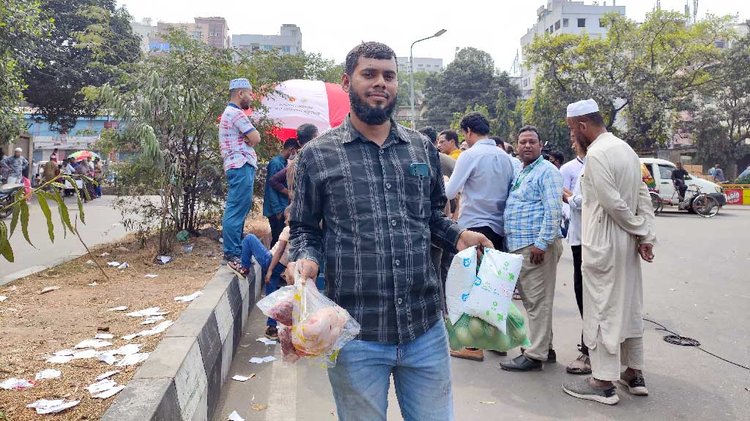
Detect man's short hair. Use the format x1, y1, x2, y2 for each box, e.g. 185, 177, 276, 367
439, 130, 460, 147
345, 42, 397, 76
575, 111, 605, 127
418, 126, 438, 144
489, 136, 505, 148
283, 138, 300, 150
296, 124, 319, 145
518, 125, 541, 139
460, 112, 491, 136
550, 151, 564, 164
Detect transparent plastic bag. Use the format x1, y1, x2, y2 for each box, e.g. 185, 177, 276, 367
445, 302, 530, 352
256, 270, 360, 367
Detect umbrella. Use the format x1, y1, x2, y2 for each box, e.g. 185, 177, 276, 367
69, 150, 100, 162
253, 79, 350, 141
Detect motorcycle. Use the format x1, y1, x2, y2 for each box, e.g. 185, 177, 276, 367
0, 176, 24, 219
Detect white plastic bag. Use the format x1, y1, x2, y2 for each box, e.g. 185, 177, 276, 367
463, 249, 523, 333
445, 246, 478, 324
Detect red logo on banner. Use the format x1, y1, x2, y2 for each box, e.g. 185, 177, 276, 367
725, 190, 742, 205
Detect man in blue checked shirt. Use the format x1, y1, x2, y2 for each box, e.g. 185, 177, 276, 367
501, 125, 564, 372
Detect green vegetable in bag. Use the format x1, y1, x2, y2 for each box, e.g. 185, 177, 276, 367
445, 302, 530, 352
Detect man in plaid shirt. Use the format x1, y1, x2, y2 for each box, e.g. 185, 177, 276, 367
220, 78, 261, 270
288, 42, 491, 421
501, 125, 564, 372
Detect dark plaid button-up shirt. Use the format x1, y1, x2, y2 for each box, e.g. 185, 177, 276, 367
289, 117, 463, 344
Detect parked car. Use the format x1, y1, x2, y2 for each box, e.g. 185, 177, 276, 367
640, 158, 727, 208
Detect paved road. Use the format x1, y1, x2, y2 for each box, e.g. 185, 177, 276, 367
0, 196, 128, 285
215, 207, 750, 420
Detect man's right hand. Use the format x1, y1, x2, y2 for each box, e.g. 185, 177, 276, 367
287, 259, 319, 285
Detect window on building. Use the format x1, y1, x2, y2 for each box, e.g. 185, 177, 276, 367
578, 18, 586, 28
549, 25, 554, 33
555, 20, 561, 30
563, 18, 569, 27
599, 19, 606, 28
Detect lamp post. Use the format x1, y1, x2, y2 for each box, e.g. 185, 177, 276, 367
410, 29, 447, 129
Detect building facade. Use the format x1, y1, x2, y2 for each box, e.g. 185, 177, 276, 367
131, 17, 230, 53
518, 0, 626, 98
232, 24, 302, 54
396, 57, 444, 74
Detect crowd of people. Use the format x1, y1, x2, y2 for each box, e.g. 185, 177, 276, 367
216, 41, 657, 419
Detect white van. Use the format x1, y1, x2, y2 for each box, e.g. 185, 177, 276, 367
640, 158, 726, 206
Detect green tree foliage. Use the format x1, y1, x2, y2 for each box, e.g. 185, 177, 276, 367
23, 0, 141, 133
422, 47, 520, 133
242, 50, 342, 85
0, 0, 51, 143
524, 10, 734, 151
397, 70, 430, 108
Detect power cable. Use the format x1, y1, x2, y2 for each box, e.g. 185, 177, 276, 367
644, 317, 750, 371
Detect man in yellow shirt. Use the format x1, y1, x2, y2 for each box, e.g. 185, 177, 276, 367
438, 129, 462, 159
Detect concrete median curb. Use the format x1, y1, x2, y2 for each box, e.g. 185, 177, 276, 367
102, 263, 262, 421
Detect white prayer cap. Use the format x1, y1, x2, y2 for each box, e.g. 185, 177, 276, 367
229, 78, 251, 90
566, 99, 600, 118
14, 147, 22, 153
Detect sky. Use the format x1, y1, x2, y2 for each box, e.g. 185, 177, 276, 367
117, 0, 750, 72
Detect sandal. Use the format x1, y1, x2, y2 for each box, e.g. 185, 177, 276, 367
227, 258, 249, 277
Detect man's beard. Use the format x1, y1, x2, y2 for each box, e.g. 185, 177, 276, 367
350, 89, 397, 125
239, 99, 251, 110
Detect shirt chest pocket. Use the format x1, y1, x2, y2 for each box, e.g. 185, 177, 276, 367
403, 175, 430, 220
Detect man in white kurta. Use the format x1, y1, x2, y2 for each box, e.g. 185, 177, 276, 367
562, 99, 656, 406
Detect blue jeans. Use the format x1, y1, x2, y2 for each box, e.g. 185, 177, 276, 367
241, 234, 286, 327
223, 164, 256, 257
327, 321, 454, 421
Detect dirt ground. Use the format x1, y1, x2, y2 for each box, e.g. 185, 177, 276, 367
0, 219, 270, 421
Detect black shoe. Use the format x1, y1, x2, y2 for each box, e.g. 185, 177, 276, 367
489, 350, 508, 356
265, 326, 279, 341
520, 347, 556, 363
500, 354, 543, 372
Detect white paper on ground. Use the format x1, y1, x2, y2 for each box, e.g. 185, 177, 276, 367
111, 344, 141, 355
40, 286, 60, 294
107, 306, 128, 311
463, 249, 524, 333
85, 379, 116, 394
92, 385, 125, 399
100, 252, 110, 257
95, 370, 121, 381
96, 352, 118, 365
249, 356, 276, 364
256, 337, 277, 345
35, 369, 61, 381
53, 349, 76, 356
95, 333, 114, 340
116, 353, 149, 367
117, 262, 129, 270
72, 349, 98, 359
46, 355, 73, 364
141, 316, 165, 325
75, 339, 112, 349
227, 410, 245, 421
445, 246, 478, 324
27, 399, 80, 415
231, 374, 255, 382
88, 282, 98, 286
107, 261, 121, 267
85, 260, 95, 265
123, 320, 174, 340
0, 378, 34, 390
126, 307, 168, 318
158, 255, 172, 264
144, 274, 159, 278
0, 295, 7, 302
174, 291, 202, 303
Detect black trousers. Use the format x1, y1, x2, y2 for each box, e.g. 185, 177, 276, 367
571, 245, 588, 355
268, 215, 285, 248
467, 226, 505, 251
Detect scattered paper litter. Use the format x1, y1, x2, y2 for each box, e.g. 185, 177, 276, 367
88, 282, 98, 286
85, 260, 95, 265
111, 344, 141, 355
0, 378, 34, 390
72, 349, 98, 359
117, 262, 129, 270
0, 295, 7, 302
231, 374, 256, 382
100, 252, 110, 257
183, 244, 194, 253
95, 333, 114, 340
108, 306, 128, 312
256, 337, 277, 345
141, 316, 165, 325
95, 370, 121, 381
228, 411, 245, 421
144, 274, 159, 279
123, 320, 174, 340
92, 384, 125, 399
157, 255, 172, 264
126, 307, 168, 318
35, 369, 61, 381
96, 352, 118, 365
46, 355, 73, 364
479, 401, 496, 405
107, 261, 121, 267
249, 356, 276, 364
27, 399, 80, 415
75, 339, 112, 349
174, 291, 202, 303
86, 379, 116, 394
53, 349, 75, 357
116, 353, 149, 367
39, 286, 60, 294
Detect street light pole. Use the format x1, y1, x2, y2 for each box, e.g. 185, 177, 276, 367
409, 29, 447, 129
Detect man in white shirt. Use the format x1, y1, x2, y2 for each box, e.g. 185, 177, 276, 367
560, 139, 585, 236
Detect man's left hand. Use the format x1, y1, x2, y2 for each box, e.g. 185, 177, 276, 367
638, 243, 654, 263
456, 230, 493, 252
530, 246, 546, 265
